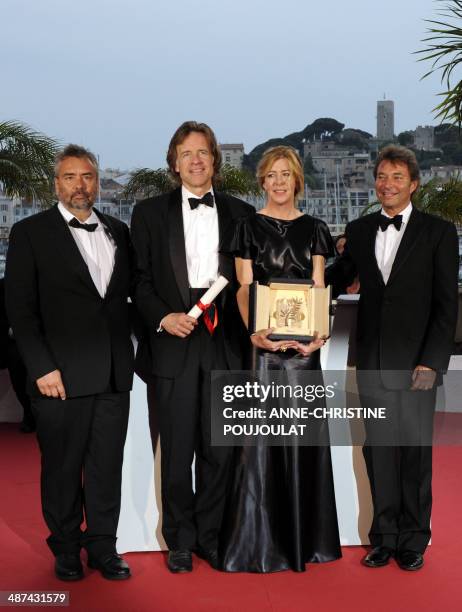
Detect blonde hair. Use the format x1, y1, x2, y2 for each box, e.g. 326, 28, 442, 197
256, 145, 304, 200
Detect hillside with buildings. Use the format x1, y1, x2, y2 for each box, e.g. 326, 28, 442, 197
2, 99, 462, 276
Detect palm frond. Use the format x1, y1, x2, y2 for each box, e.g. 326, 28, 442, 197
123, 168, 174, 199
413, 177, 462, 222
416, 0, 462, 125
0, 120, 58, 206
430, 83, 462, 122
214, 164, 261, 197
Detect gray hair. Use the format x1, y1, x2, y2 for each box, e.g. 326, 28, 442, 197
54, 144, 99, 177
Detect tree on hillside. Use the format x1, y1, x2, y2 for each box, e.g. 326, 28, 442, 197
398, 131, 415, 147
337, 128, 372, 150
418, 0, 462, 125
242, 118, 345, 173
0, 120, 58, 206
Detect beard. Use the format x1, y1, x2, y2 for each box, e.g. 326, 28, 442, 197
65, 190, 95, 211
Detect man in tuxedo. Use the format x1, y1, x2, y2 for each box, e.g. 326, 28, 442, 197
342, 145, 459, 571
5, 145, 134, 581
131, 121, 252, 572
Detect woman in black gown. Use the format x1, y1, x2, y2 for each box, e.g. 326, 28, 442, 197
218, 146, 341, 572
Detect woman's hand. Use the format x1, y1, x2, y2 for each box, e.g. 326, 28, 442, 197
293, 332, 328, 356
250, 328, 297, 352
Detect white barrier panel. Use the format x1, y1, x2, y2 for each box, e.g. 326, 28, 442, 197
117, 373, 165, 552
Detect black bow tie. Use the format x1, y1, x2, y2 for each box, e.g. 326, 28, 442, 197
188, 192, 214, 210
68, 217, 98, 232
378, 215, 402, 232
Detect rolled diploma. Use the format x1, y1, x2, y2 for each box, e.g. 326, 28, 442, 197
187, 275, 229, 319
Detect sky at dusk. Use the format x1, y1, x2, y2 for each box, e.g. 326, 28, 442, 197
2, 0, 452, 170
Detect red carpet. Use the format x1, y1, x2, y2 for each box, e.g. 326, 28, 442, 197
1, 422, 461, 612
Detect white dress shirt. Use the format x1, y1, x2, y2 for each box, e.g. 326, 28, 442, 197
181, 186, 219, 288
375, 202, 412, 284
58, 202, 116, 297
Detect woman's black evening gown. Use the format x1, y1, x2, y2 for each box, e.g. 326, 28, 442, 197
218, 212, 342, 572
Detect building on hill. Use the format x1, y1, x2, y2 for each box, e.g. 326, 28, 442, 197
414, 126, 435, 151
421, 165, 462, 185
377, 99, 394, 141
219, 143, 244, 168
303, 138, 374, 191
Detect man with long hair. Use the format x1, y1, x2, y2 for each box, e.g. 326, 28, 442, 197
131, 122, 252, 572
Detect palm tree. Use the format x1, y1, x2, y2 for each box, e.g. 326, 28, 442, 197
124, 164, 261, 199
0, 120, 58, 206
417, 0, 462, 125
215, 164, 260, 197
123, 168, 174, 199
413, 177, 462, 222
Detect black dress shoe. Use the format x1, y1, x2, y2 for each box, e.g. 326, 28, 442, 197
88, 553, 131, 580
362, 546, 394, 568
167, 550, 193, 573
55, 553, 83, 581
194, 547, 219, 570
396, 550, 424, 571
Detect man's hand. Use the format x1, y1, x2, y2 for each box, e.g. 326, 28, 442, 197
161, 313, 198, 338
411, 365, 437, 391
250, 328, 297, 352
36, 370, 66, 400
346, 278, 360, 294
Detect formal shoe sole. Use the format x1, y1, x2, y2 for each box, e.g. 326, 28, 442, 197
362, 559, 390, 568
397, 562, 424, 571
87, 559, 131, 580
167, 565, 192, 573
55, 572, 84, 582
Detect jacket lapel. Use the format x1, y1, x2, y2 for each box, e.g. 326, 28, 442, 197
47, 205, 101, 296
363, 212, 385, 286
215, 192, 234, 281
168, 188, 190, 309
387, 207, 424, 285
94, 208, 122, 298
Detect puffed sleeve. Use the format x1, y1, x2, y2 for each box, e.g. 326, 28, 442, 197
311, 219, 335, 258
222, 214, 254, 259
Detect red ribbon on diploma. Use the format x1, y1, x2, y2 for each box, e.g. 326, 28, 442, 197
197, 300, 218, 335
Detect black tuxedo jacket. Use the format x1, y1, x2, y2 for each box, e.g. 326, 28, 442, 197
5, 205, 134, 398
131, 187, 253, 378
343, 208, 459, 387
0, 278, 9, 369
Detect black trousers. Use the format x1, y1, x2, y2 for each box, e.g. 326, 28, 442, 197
358, 377, 436, 553
32, 392, 129, 557
149, 320, 231, 551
